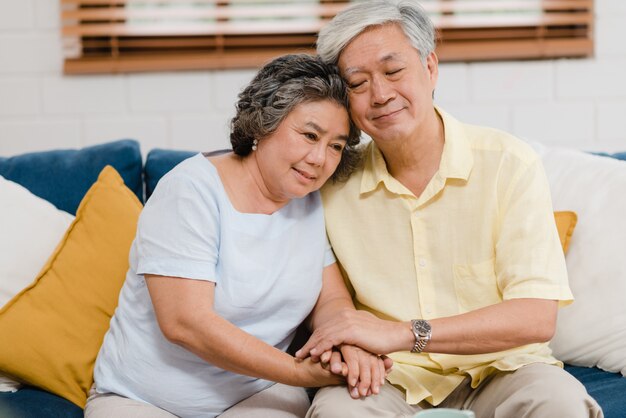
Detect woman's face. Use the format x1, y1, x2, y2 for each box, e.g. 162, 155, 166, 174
255, 99, 350, 201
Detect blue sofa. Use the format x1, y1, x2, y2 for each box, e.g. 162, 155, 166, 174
0, 139, 624, 418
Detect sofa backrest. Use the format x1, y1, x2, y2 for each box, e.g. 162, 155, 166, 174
0, 140, 143, 215
144, 148, 230, 200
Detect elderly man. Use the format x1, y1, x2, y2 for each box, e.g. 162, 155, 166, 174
296, 1, 603, 417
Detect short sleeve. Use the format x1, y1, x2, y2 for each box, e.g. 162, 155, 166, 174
135, 168, 220, 282
495, 155, 573, 305
323, 233, 336, 267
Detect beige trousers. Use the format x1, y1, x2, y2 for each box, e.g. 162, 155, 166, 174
306, 363, 604, 418
84, 382, 310, 418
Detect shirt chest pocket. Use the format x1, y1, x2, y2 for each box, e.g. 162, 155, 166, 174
453, 259, 502, 313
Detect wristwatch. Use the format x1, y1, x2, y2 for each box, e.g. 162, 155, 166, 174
410, 319, 432, 353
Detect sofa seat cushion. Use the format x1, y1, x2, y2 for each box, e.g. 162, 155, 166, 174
0, 140, 143, 214
566, 365, 626, 418
0, 386, 82, 418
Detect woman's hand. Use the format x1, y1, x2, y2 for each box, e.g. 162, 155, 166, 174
294, 357, 345, 388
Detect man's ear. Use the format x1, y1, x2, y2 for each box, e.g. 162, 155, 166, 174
426, 51, 439, 90
426, 51, 439, 99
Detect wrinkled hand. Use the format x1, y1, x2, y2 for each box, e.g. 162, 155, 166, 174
295, 356, 345, 387
341, 345, 392, 398
315, 345, 392, 398
296, 308, 407, 362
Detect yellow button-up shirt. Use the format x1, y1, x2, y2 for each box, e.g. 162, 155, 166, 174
321, 108, 573, 406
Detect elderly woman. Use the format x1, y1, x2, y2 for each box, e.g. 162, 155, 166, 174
84, 54, 389, 418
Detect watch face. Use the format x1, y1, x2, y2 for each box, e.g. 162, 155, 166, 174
413, 320, 431, 336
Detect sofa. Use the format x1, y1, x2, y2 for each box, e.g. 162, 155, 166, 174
0, 139, 625, 418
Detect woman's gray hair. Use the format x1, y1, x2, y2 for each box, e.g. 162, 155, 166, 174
317, 0, 436, 65
230, 54, 361, 181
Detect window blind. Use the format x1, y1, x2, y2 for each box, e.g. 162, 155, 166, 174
61, 0, 593, 74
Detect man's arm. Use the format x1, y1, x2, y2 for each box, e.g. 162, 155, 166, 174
296, 298, 557, 359
298, 152, 564, 360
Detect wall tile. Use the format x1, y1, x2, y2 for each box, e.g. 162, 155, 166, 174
129, 73, 212, 112
512, 103, 594, 148
0, 34, 62, 73
597, 101, 626, 144
556, 58, 626, 99
171, 113, 231, 152
595, 2, 626, 16
213, 69, 256, 112
436, 63, 469, 103
35, 0, 60, 29
0, 78, 40, 115
83, 116, 168, 155
0, 1, 33, 30
43, 75, 126, 114
0, 119, 80, 155
595, 16, 626, 57
469, 61, 554, 102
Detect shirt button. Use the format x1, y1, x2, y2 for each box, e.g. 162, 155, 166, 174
419, 259, 426, 267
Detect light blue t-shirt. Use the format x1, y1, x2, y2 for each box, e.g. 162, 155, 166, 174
94, 153, 335, 418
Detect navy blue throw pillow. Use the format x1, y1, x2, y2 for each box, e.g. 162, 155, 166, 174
0, 140, 143, 215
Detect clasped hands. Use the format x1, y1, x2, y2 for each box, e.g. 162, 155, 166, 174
296, 309, 400, 398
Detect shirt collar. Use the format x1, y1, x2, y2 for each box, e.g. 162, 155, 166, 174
360, 106, 473, 196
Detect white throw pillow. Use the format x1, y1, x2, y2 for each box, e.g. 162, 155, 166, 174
0, 176, 75, 392
538, 147, 626, 376
0, 176, 74, 307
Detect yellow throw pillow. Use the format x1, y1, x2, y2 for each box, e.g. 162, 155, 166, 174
554, 211, 577, 254
0, 166, 142, 408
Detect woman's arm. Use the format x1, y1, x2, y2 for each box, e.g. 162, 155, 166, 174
304, 263, 393, 398
145, 274, 343, 388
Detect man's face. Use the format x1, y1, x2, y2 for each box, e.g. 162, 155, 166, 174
338, 23, 438, 145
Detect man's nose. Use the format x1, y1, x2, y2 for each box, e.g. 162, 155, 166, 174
371, 76, 394, 105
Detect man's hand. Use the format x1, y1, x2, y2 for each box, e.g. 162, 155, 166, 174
318, 345, 393, 398
296, 308, 408, 366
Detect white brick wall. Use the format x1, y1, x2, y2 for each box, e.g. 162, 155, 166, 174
1, 0, 625, 157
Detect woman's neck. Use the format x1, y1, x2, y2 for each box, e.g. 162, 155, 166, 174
211, 154, 288, 215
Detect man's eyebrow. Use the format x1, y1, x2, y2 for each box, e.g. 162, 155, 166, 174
342, 53, 402, 77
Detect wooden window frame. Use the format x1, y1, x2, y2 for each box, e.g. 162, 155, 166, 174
61, 0, 594, 75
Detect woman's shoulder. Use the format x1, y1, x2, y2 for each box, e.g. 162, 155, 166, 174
148, 153, 227, 206
162, 153, 222, 187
